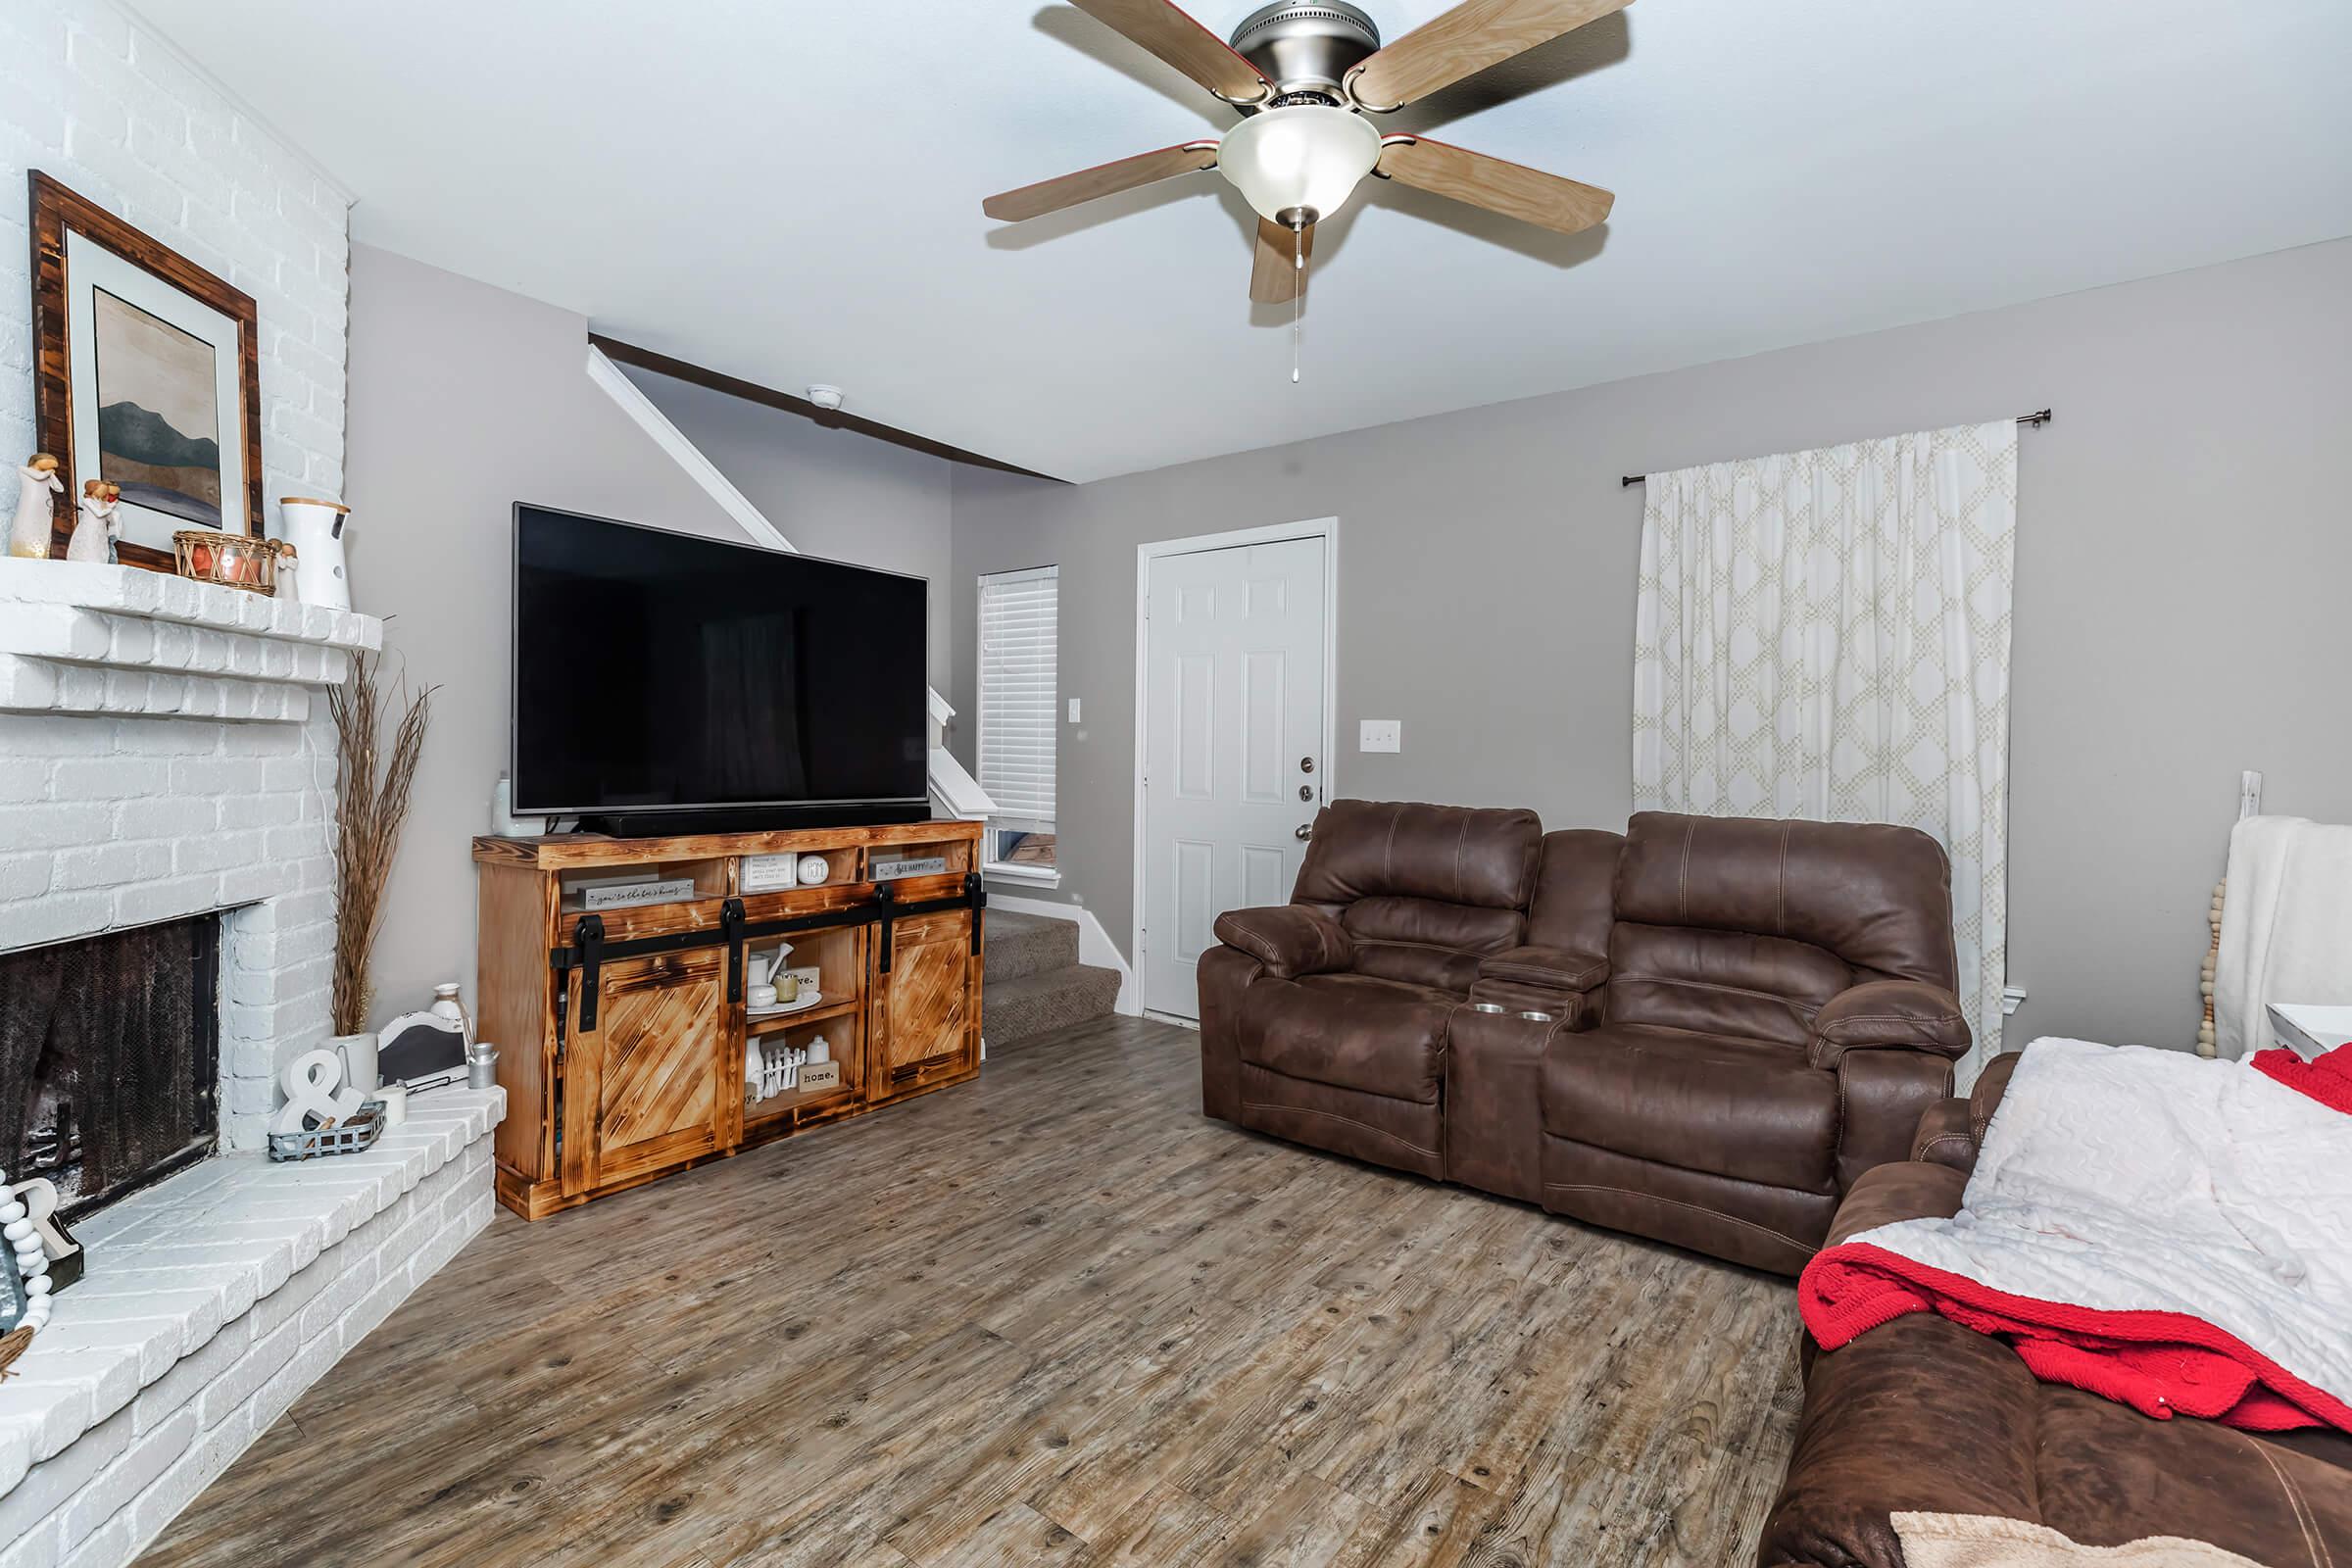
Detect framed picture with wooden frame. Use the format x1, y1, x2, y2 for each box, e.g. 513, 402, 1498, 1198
27, 171, 266, 570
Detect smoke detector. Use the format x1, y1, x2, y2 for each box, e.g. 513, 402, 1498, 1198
808, 384, 846, 412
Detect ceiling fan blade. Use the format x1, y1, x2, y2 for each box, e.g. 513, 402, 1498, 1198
1376, 135, 1613, 236
1347, 0, 1634, 111
983, 141, 1220, 222
1250, 219, 1316, 304
1069, 0, 1271, 105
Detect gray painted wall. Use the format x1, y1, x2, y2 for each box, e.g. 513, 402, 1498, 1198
621, 369, 957, 691
950, 236, 2352, 1053
349, 247, 970, 1031
346, 244, 747, 1029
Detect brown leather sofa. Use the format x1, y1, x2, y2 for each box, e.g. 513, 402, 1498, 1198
1200, 802, 1973, 1275
1199, 800, 1544, 1181
1762, 1055, 2352, 1565
1540, 810, 1972, 1273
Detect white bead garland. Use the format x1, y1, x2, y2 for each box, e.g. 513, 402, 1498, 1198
0, 1166, 53, 1336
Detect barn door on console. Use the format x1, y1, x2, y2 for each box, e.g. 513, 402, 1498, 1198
869, 909, 978, 1102
561, 949, 733, 1198
1141, 532, 1328, 1018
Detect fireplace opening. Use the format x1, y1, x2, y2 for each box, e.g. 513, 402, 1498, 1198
0, 915, 221, 1220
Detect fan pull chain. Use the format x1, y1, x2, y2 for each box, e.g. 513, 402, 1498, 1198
1291, 222, 1305, 384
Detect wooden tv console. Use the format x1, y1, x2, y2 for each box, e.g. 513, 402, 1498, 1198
472, 820, 985, 1219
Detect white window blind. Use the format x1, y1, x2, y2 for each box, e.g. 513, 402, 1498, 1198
978, 565, 1058, 828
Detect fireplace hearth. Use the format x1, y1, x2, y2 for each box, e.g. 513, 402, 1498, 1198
0, 914, 221, 1220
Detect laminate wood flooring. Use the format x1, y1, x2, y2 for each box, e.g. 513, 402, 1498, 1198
138, 1015, 1803, 1568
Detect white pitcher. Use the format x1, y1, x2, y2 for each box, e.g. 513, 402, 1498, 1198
278, 496, 352, 609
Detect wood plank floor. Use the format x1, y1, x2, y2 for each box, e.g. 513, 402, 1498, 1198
139, 1016, 1803, 1568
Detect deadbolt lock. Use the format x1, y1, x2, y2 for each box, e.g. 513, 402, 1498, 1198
1299, 757, 1315, 773
1298, 784, 1314, 801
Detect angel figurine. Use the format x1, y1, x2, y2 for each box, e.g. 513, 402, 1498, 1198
67, 479, 121, 564
9, 455, 64, 560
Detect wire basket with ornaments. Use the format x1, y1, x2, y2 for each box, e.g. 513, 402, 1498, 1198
174, 529, 291, 595
268, 1102, 386, 1162
0, 1160, 57, 1374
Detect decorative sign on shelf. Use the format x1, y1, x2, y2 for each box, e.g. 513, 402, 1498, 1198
740, 853, 800, 893
798, 1060, 842, 1093
582, 877, 699, 910
872, 855, 949, 882
376, 1010, 467, 1093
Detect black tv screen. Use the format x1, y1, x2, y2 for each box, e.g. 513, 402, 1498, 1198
512, 505, 928, 816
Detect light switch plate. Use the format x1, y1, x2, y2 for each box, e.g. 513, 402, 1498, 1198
1068, 698, 1082, 723
1359, 719, 1401, 754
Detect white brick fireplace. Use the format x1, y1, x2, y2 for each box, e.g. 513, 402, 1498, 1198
0, 5, 504, 1562
4, 0, 361, 1146
0, 567, 507, 1568
0, 564, 372, 1151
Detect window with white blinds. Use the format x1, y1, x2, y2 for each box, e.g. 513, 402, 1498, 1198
977, 566, 1058, 858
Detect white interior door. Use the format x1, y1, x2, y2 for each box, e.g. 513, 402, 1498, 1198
1142, 535, 1328, 1018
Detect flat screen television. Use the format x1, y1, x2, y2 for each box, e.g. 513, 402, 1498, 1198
512, 504, 929, 828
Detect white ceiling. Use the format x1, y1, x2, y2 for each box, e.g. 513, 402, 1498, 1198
128, 0, 2352, 483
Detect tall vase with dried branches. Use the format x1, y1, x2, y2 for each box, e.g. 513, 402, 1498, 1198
329, 651, 433, 1036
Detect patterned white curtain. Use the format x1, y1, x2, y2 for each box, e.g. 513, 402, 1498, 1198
1632, 419, 2019, 1078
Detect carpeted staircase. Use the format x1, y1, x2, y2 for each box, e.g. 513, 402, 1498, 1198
984, 910, 1122, 1053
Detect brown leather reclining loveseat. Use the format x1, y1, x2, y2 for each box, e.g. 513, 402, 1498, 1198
1199, 800, 1973, 1274
1761, 1055, 2352, 1565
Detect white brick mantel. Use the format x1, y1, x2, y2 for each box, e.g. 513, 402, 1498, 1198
0, 562, 381, 723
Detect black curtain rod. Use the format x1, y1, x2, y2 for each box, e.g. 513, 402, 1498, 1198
1620, 410, 2052, 488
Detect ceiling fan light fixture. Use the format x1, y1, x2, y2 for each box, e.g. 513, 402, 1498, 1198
1215, 105, 1381, 227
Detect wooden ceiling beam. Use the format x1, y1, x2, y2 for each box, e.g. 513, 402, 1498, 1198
589, 335, 1065, 484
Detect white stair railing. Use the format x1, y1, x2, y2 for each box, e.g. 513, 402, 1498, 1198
585, 344, 996, 825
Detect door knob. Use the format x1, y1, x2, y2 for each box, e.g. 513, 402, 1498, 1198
1294, 824, 1312, 841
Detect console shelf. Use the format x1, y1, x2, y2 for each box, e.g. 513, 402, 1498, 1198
748, 998, 860, 1035
474, 819, 985, 1219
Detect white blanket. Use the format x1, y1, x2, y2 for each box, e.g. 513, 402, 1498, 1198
2215, 814, 2352, 1059
1846, 1037, 2352, 1417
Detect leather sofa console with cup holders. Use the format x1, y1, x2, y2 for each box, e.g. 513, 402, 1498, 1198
1200, 801, 1973, 1275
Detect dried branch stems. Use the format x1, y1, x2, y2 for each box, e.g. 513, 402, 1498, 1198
328, 651, 433, 1035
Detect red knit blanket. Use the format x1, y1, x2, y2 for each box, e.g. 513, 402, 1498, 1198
2250, 1042, 2352, 1115
1799, 1242, 2352, 1430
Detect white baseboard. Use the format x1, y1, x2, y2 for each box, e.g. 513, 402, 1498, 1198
986, 893, 1141, 1016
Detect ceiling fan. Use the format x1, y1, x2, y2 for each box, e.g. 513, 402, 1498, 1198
983, 0, 1629, 309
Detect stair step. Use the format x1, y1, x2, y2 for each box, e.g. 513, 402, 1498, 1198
983, 910, 1080, 983
986, 962, 1121, 1052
